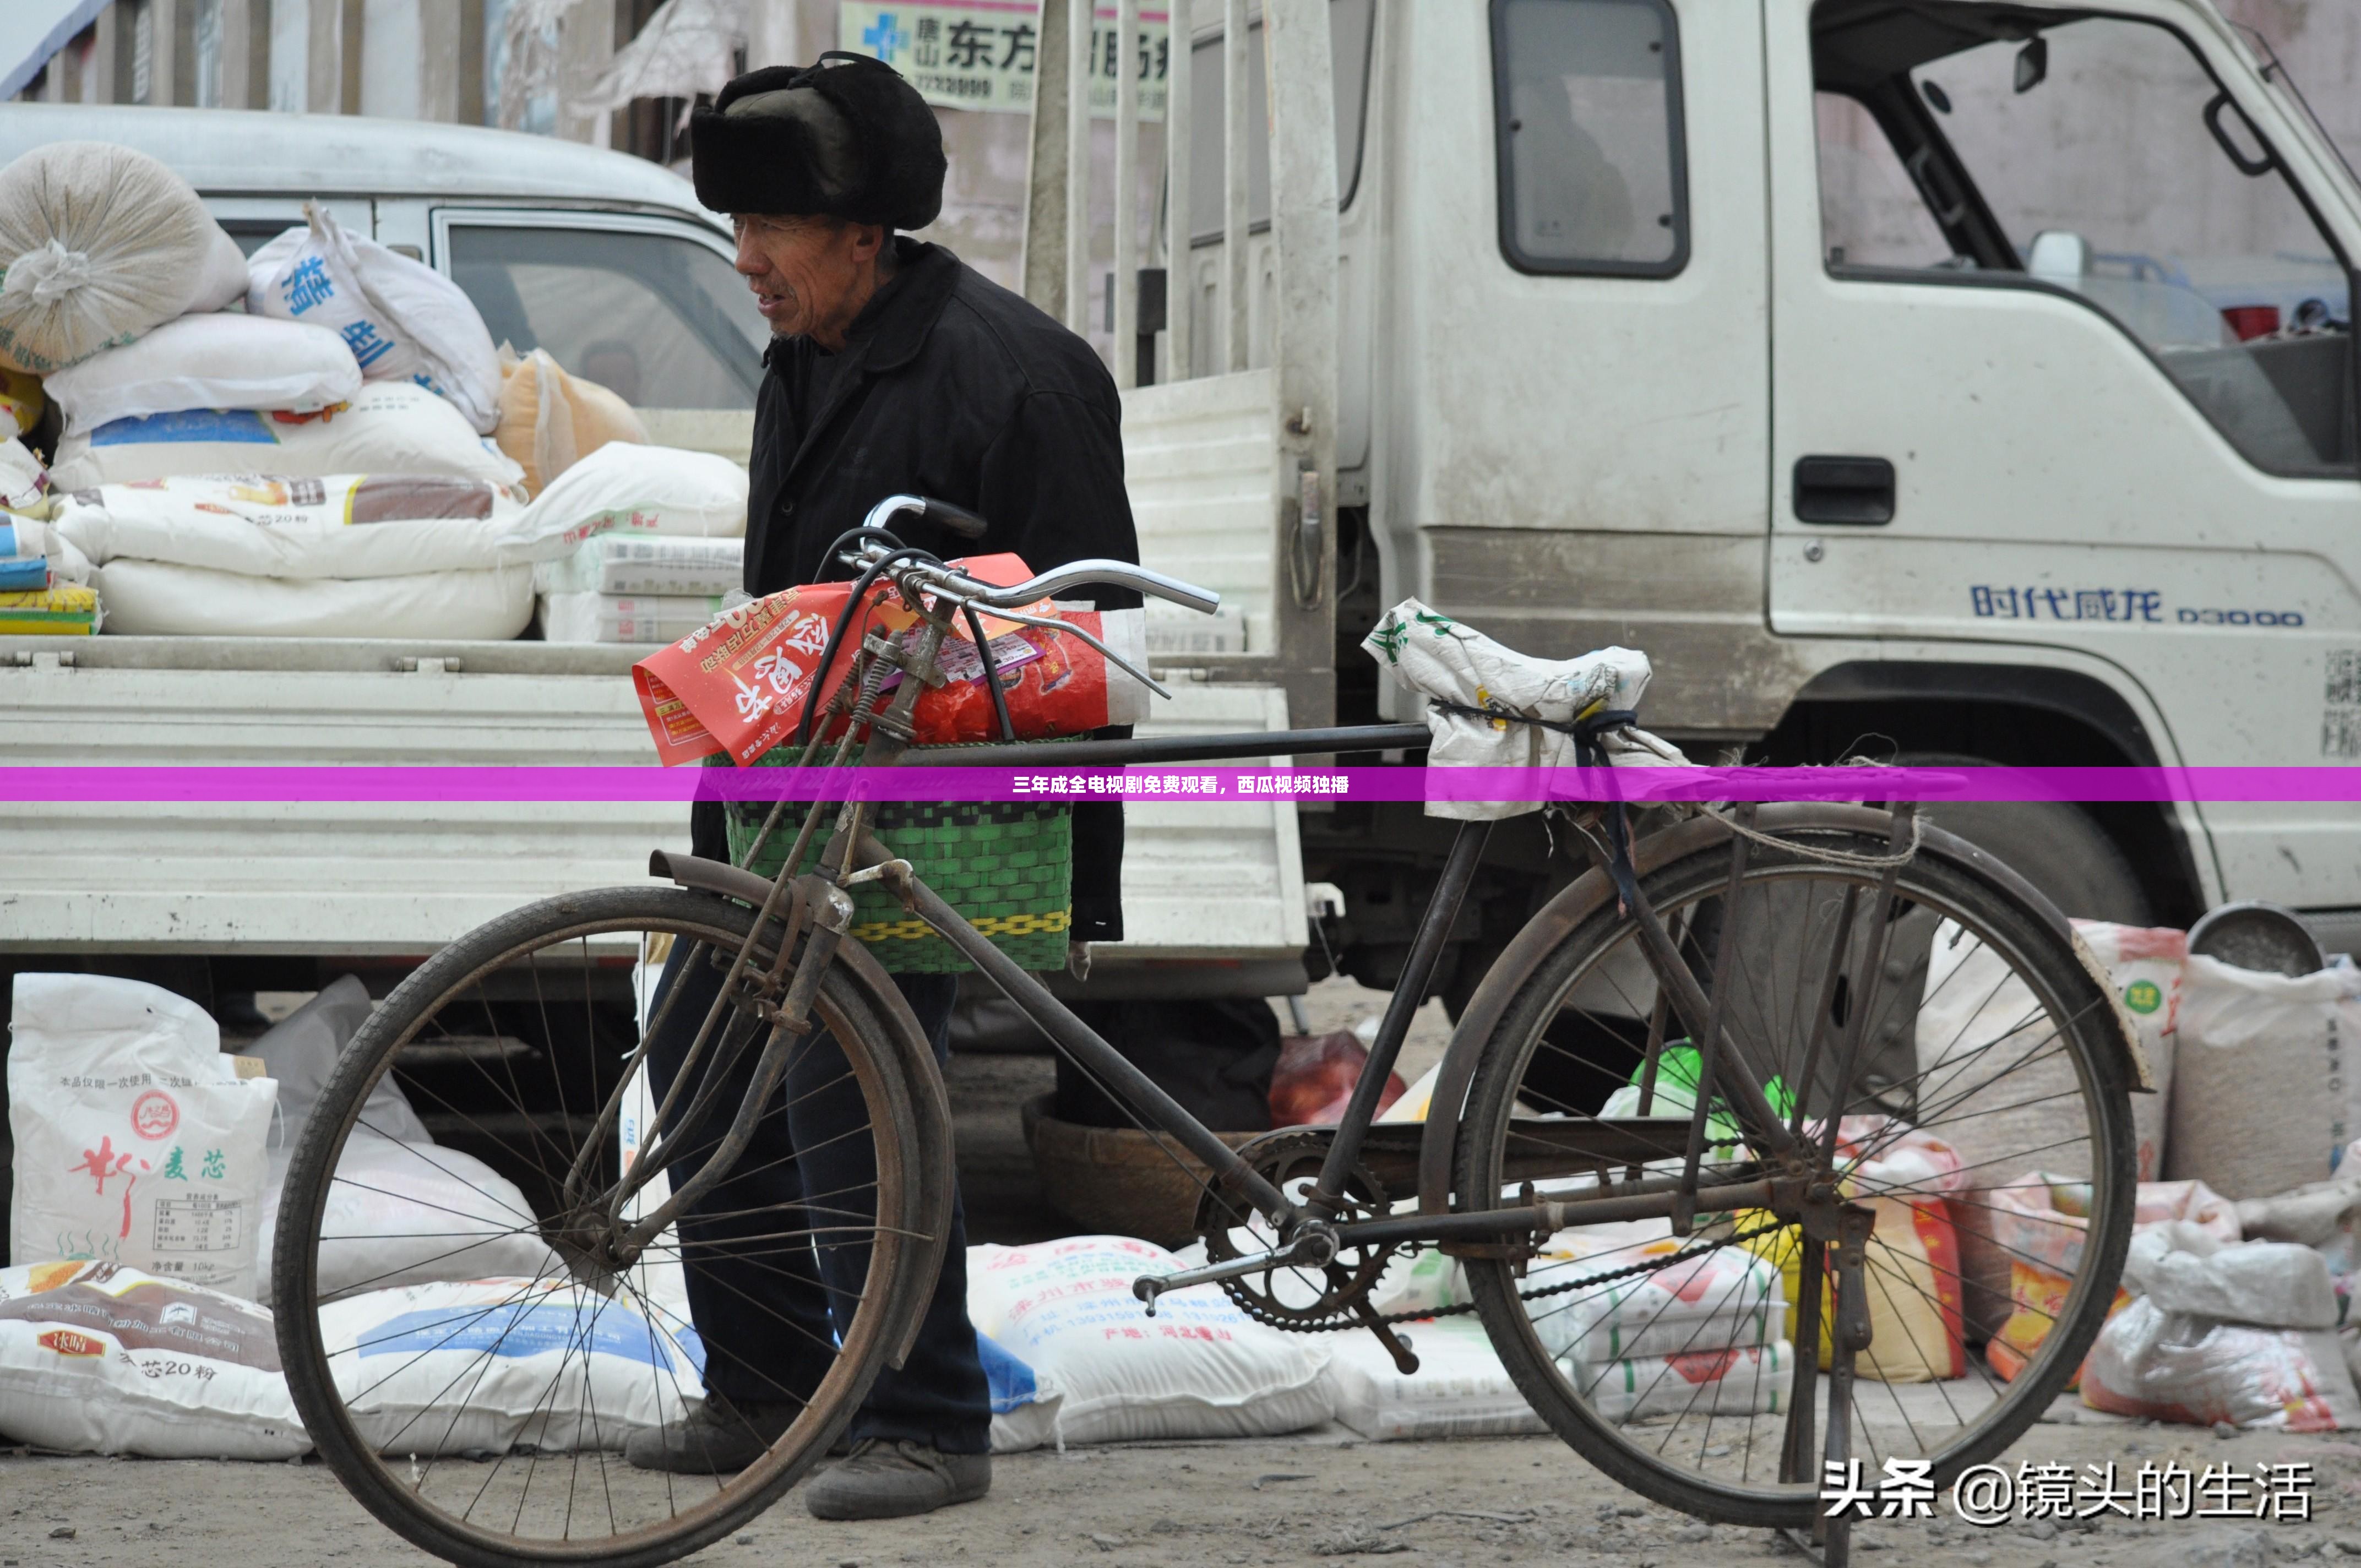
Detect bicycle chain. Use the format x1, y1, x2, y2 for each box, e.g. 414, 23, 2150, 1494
1210, 1135, 1771, 1335
1209, 1137, 1400, 1334
1362, 1218, 1791, 1330
1222, 1268, 1383, 1334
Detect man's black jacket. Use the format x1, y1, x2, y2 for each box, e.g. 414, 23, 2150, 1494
711, 237, 1141, 941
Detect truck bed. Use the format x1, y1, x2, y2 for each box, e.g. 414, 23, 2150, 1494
0, 637, 1306, 977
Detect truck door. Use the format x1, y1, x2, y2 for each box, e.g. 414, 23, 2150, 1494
1390, 0, 1777, 741
1766, 0, 2361, 907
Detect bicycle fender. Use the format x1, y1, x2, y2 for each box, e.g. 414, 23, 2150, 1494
1412, 804, 2147, 1216
651, 852, 958, 1373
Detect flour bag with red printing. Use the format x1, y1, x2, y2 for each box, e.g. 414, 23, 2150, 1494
632, 553, 1149, 765
8, 975, 278, 1299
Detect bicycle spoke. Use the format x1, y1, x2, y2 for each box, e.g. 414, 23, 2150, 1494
1457, 820, 2130, 1529
278, 898, 922, 1557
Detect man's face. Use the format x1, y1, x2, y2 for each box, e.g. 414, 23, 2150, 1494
731, 214, 884, 343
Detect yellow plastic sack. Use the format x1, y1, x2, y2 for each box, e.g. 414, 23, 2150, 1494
0, 581, 95, 634
1739, 1195, 1965, 1384
0, 368, 40, 435
495, 347, 646, 493
1987, 1255, 2131, 1390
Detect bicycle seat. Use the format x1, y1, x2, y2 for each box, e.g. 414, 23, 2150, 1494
1360, 596, 1693, 819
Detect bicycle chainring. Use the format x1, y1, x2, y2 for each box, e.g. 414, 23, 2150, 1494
1193, 1133, 1397, 1333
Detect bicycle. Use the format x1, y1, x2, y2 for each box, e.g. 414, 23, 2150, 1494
273, 495, 2144, 1568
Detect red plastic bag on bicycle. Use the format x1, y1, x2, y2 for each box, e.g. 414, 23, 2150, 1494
632, 553, 1145, 765
899, 613, 1137, 746
634, 576, 865, 765
1269, 1032, 1407, 1128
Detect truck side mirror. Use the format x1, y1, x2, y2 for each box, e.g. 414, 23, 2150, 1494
2014, 37, 2048, 95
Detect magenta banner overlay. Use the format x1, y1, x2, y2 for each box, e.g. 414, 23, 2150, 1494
4, 765, 2360, 804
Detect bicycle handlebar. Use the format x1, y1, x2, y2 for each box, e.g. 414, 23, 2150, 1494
858, 492, 988, 541
950, 558, 1222, 616
844, 498, 1223, 616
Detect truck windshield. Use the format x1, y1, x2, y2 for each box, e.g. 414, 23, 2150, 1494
445, 222, 766, 410
2239, 26, 2361, 198
1814, 4, 2355, 478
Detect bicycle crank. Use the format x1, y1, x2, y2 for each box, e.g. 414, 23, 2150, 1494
1133, 1227, 1338, 1315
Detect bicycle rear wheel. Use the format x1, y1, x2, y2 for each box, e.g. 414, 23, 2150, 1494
1452, 812, 2137, 1528
274, 885, 938, 1568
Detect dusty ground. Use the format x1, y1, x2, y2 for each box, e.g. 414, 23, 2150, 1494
3, 1412, 2353, 1567
9, 979, 2327, 1567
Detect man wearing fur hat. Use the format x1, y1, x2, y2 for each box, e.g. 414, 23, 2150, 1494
624, 53, 1140, 1521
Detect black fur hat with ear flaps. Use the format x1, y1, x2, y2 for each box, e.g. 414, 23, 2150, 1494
690, 52, 945, 230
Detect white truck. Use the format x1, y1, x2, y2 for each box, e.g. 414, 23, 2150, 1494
1074, 0, 2361, 1012
5, 0, 2358, 1064
0, 104, 1314, 1028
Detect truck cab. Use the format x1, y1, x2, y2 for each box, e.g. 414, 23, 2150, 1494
1114, 0, 2361, 998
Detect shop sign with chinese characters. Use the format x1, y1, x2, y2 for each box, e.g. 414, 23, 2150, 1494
840, 2, 1171, 118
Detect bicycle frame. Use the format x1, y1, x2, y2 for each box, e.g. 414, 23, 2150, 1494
612, 557, 1924, 1300
852, 766, 1830, 1246
572, 541, 1988, 1562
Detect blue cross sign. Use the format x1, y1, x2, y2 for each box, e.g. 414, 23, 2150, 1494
862, 12, 909, 61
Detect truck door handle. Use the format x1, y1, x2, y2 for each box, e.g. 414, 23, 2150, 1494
1793, 456, 1896, 525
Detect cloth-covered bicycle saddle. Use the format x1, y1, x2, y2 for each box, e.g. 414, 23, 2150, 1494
1360, 597, 1692, 821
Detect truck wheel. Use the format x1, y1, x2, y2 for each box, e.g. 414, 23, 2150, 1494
1896, 750, 2153, 925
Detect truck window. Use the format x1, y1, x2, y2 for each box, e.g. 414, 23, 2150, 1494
1815, 95, 1948, 270
1814, 7, 2355, 477
220, 219, 306, 258
1490, 0, 1688, 276
1184, 0, 1378, 242
444, 224, 766, 410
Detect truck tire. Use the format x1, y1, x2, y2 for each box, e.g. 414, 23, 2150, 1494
1898, 751, 2153, 925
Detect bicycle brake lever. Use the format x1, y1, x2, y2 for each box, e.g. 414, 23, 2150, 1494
953, 598, 1173, 701
886, 562, 1175, 700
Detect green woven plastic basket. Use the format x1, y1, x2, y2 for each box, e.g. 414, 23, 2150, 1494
717, 749, 1072, 974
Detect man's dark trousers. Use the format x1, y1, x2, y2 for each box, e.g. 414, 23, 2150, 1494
642, 939, 989, 1453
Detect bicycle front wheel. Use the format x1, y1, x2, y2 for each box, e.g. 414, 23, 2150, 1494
273, 885, 938, 1568
1452, 811, 2137, 1528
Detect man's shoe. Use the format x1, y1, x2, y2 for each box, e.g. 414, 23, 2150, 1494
623, 1393, 797, 1474
803, 1439, 991, 1521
